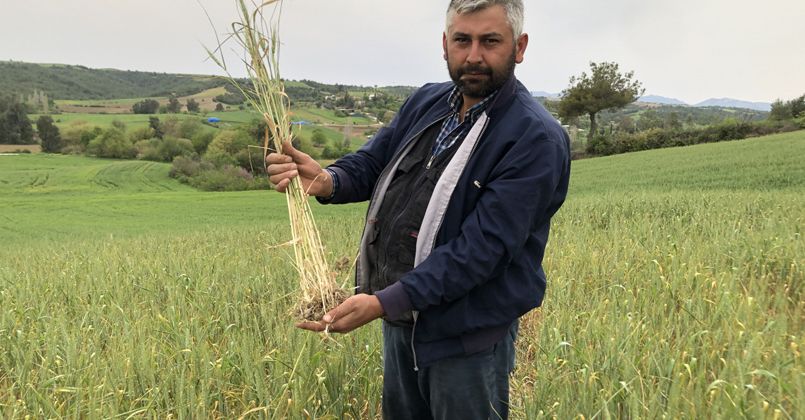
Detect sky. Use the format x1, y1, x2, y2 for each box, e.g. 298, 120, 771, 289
1, 0, 803, 104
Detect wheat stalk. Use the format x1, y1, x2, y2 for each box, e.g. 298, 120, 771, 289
203, 0, 346, 319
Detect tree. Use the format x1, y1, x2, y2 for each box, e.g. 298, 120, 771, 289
664, 111, 682, 130
37, 116, 62, 153
768, 99, 790, 120
638, 109, 663, 131
558, 61, 644, 143
167, 95, 182, 113
186, 98, 200, 113
149, 117, 164, 139
769, 94, 805, 120
0, 97, 34, 144
215, 103, 225, 112
792, 95, 805, 118
615, 115, 635, 133
132, 99, 160, 114
311, 129, 327, 146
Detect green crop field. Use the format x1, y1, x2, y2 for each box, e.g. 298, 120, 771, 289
0, 131, 802, 418
290, 107, 376, 126
31, 113, 211, 130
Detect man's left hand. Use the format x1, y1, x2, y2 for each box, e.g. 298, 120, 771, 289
296, 294, 384, 333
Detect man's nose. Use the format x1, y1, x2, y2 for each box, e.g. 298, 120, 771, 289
466, 41, 483, 64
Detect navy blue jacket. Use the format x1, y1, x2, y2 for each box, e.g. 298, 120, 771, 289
325, 76, 570, 367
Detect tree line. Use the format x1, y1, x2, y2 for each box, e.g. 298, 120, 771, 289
131, 96, 218, 114
555, 61, 804, 157
1, 92, 354, 191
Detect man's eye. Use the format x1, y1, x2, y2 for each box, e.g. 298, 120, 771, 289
454, 37, 470, 43
485, 39, 501, 45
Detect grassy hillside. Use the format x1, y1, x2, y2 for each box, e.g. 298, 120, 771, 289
571, 129, 805, 194
0, 61, 223, 100
0, 132, 802, 418
0, 154, 362, 244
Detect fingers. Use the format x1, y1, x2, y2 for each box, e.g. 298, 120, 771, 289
322, 297, 352, 324
294, 298, 357, 334
265, 152, 292, 165
295, 320, 327, 332
295, 295, 382, 334
266, 162, 296, 176
267, 170, 296, 192
266, 152, 297, 191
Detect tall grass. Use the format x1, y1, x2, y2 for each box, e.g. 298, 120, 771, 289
1, 132, 803, 417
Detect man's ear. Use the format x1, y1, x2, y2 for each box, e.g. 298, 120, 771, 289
515, 33, 529, 64
442, 32, 448, 60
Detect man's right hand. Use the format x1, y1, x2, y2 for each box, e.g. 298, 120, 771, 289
266, 142, 333, 197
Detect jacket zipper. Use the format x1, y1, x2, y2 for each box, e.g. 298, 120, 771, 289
425, 154, 436, 170
411, 312, 420, 371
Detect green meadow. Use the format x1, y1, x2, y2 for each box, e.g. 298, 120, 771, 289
0, 131, 803, 418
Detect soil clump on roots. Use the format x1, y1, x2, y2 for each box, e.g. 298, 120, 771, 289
295, 285, 351, 322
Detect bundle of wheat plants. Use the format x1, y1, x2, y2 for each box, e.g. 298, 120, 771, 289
205, 0, 348, 321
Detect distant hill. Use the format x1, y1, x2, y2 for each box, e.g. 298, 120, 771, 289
531, 91, 560, 99
638, 95, 687, 106
539, 89, 771, 113
0, 61, 224, 100
0, 61, 418, 106
694, 98, 772, 112
637, 95, 772, 111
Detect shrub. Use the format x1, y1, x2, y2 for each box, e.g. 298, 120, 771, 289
169, 155, 270, 192
158, 137, 196, 162
588, 119, 803, 157
204, 130, 252, 167
129, 126, 156, 143
191, 130, 215, 154
186, 165, 270, 192
586, 134, 614, 156
135, 138, 161, 161
136, 137, 196, 162
169, 156, 214, 180
61, 121, 102, 153
87, 128, 136, 159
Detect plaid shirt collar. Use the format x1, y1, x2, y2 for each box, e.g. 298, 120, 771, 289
430, 87, 498, 159
446, 86, 497, 123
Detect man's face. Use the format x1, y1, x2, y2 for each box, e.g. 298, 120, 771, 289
443, 5, 528, 99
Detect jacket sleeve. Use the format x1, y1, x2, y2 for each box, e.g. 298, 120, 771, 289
376, 123, 570, 320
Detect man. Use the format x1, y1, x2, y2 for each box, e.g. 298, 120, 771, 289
267, 1, 570, 418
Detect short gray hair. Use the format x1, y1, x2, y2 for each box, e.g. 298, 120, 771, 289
446, 0, 524, 38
